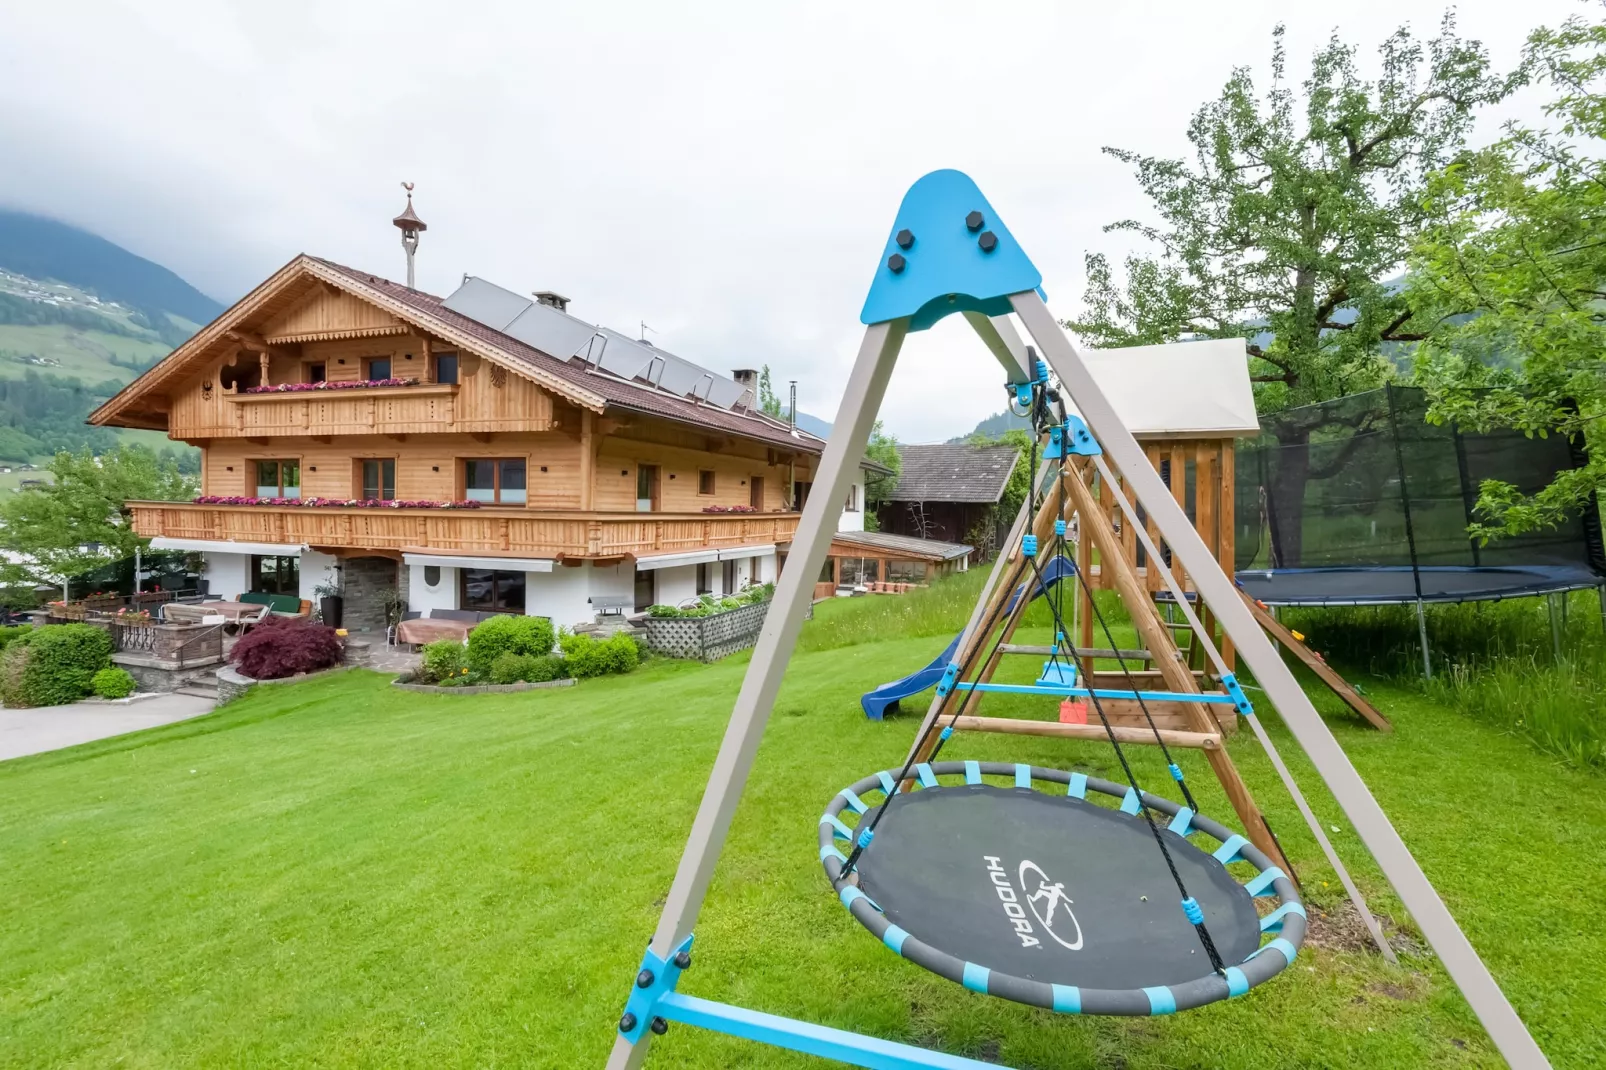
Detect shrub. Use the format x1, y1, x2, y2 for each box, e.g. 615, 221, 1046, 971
489, 652, 538, 685
523, 654, 570, 682
420, 639, 466, 683
466, 615, 555, 677
91, 667, 137, 699
647, 604, 681, 618
0, 640, 30, 708
0, 624, 33, 650
13, 624, 114, 707
562, 630, 640, 678
230, 617, 343, 681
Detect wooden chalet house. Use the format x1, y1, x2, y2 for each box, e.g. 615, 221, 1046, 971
91, 254, 835, 634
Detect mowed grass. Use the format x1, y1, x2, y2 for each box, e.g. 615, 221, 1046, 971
2, 618, 1604, 1067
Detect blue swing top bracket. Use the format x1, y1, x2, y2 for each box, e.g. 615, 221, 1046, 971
618, 934, 695, 1044
860, 169, 1045, 331
1043, 415, 1101, 460
1220, 673, 1256, 718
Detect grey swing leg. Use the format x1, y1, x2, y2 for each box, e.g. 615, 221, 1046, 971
605, 319, 908, 1070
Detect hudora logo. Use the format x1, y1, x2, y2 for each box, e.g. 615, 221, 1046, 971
983, 856, 1085, 951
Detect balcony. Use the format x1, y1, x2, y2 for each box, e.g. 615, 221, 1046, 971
221, 382, 460, 437
127, 501, 800, 561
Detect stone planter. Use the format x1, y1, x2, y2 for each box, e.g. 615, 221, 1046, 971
390, 675, 575, 696
643, 599, 790, 661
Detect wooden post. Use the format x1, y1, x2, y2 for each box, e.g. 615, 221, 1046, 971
579, 409, 596, 510
1219, 442, 1236, 672
1061, 462, 1290, 875
258, 350, 270, 388
422, 336, 434, 383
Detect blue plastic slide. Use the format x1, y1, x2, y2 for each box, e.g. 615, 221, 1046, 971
859, 556, 1079, 720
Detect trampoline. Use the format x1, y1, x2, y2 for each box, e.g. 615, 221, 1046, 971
820, 762, 1305, 1015
1235, 386, 1606, 605
1237, 563, 1605, 607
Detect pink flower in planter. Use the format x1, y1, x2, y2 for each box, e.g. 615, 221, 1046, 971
192, 496, 482, 509
240, 378, 421, 394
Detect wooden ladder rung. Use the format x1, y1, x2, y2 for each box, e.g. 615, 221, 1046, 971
948, 715, 1221, 750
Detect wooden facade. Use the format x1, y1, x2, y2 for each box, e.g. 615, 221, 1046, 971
98, 256, 817, 568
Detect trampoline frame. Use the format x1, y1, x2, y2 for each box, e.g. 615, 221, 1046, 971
820, 760, 1305, 1016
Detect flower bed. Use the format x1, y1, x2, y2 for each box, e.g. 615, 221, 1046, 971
192, 496, 482, 509
241, 377, 420, 394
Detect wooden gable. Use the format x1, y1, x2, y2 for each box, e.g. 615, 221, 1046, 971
262, 284, 408, 344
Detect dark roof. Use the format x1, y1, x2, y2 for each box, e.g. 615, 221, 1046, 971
832, 529, 973, 561
885, 443, 1019, 503
861, 456, 895, 477
312, 259, 826, 454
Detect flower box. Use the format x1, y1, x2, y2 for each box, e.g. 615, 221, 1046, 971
240, 377, 421, 394
191, 496, 482, 509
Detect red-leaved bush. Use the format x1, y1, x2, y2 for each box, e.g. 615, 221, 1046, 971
229, 617, 344, 680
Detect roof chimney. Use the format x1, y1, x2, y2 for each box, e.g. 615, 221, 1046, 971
732, 369, 758, 390
533, 291, 570, 313
392, 182, 426, 290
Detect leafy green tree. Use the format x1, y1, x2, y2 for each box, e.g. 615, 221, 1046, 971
0, 444, 196, 591
1069, 18, 1511, 558
1409, 13, 1606, 538
757, 365, 783, 418
861, 421, 902, 531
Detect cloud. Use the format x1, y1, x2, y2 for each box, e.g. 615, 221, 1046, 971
0, 0, 1572, 441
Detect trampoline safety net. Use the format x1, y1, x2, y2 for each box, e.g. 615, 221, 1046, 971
1234, 385, 1606, 605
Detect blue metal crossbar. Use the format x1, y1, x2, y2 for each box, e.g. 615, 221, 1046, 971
656, 993, 1003, 1070
953, 681, 1237, 704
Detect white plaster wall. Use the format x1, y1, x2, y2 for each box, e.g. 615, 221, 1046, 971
202, 552, 248, 599
837, 474, 867, 532
587, 562, 635, 607
758, 552, 778, 584
300, 550, 341, 603
655, 563, 698, 607
408, 563, 458, 616
525, 566, 592, 630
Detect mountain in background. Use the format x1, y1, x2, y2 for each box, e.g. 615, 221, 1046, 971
950, 408, 1031, 443
0, 209, 217, 469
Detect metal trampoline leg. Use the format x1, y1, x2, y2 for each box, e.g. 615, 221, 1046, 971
1548, 593, 1563, 662
1415, 600, 1432, 680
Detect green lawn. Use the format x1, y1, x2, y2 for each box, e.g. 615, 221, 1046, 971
1, 620, 1602, 1068
0, 324, 168, 384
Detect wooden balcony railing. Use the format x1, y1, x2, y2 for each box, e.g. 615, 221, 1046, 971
127, 502, 800, 561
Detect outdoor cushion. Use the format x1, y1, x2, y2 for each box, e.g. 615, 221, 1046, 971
238, 591, 303, 615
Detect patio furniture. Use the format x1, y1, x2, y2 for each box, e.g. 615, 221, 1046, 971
396, 615, 474, 646
388, 611, 422, 647
592, 595, 633, 619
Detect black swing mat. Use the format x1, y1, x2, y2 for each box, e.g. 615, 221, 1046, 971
854, 786, 1261, 991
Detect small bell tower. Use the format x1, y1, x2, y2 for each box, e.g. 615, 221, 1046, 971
392, 182, 427, 289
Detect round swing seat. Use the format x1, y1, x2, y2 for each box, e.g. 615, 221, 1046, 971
820, 761, 1305, 1016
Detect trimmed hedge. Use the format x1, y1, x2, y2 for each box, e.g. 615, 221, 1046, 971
489, 652, 571, 685
466, 615, 555, 678
559, 630, 639, 678
91, 667, 138, 699
1, 624, 114, 707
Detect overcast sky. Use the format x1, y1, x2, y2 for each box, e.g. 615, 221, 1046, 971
0, 0, 1582, 441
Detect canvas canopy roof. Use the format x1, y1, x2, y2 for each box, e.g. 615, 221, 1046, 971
1072, 337, 1257, 439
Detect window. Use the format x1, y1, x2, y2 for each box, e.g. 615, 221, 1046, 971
819, 557, 836, 584
306, 362, 326, 384
636, 465, 659, 512
839, 558, 879, 586
360, 458, 396, 501
722, 558, 736, 594
887, 560, 926, 583
749, 476, 764, 510
435, 352, 459, 384
250, 555, 299, 596
255, 459, 300, 499
698, 470, 716, 496
463, 458, 527, 504
365, 356, 392, 380
423, 565, 441, 587
843, 484, 860, 512
219, 362, 259, 392
696, 562, 712, 595
460, 569, 526, 614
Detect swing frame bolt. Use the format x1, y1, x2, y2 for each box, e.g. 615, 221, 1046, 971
636, 969, 655, 988
895, 228, 914, 249
965, 210, 984, 232
650, 1017, 669, 1035
673, 950, 692, 969
619, 1012, 638, 1032
887, 253, 906, 274
978, 230, 998, 253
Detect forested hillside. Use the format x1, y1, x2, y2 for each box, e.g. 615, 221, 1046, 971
0, 210, 218, 468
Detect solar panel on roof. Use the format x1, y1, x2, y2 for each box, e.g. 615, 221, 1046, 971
441, 275, 755, 412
